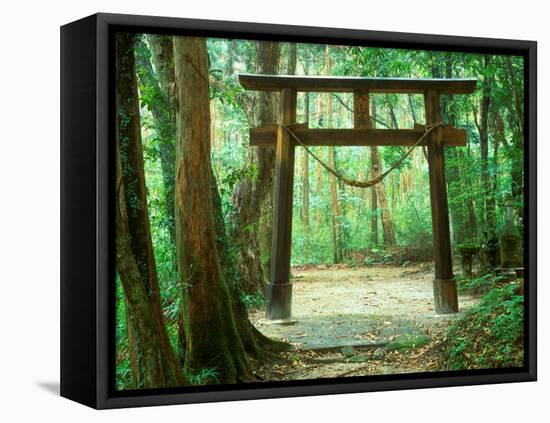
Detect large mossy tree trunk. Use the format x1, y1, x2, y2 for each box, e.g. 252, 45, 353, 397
230, 41, 280, 293
211, 168, 289, 360
115, 32, 183, 389
173, 36, 254, 384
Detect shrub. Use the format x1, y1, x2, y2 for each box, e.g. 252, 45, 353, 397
443, 282, 524, 370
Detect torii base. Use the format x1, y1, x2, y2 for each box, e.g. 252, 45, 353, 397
433, 278, 459, 314
266, 282, 293, 320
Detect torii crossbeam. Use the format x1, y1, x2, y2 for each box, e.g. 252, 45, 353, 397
238, 73, 477, 321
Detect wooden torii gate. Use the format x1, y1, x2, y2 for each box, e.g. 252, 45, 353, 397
238, 74, 477, 321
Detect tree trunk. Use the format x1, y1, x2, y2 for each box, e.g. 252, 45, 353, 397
461, 148, 478, 242
324, 47, 343, 262
301, 94, 310, 232
440, 55, 467, 246
370, 100, 379, 247
388, 101, 399, 128
173, 36, 254, 384
300, 58, 311, 232
329, 147, 343, 263
211, 168, 289, 359
125, 301, 140, 388
115, 32, 183, 389
408, 94, 417, 125
316, 93, 324, 201
230, 41, 280, 294
226, 40, 237, 76
371, 147, 396, 246
139, 35, 177, 246
287, 43, 297, 75
505, 56, 524, 202
477, 55, 496, 237
371, 99, 396, 246
145, 34, 186, 361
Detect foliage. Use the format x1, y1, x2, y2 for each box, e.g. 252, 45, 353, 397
241, 291, 266, 310
443, 282, 524, 370
115, 274, 136, 390
187, 368, 220, 386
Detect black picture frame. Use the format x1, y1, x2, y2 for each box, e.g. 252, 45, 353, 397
60, 12, 537, 409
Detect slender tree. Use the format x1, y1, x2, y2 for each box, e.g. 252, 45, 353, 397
301, 65, 311, 232
370, 99, 396, 246
505, 56, 524, 202
137, 34, 188, 363
135, 36, 177, 246
474, 55, 496, 237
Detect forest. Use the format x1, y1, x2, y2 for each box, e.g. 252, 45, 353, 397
115, 32, 525, 390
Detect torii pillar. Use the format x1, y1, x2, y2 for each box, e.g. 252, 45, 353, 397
425, 90, 458, 313
265, 87, 297, 320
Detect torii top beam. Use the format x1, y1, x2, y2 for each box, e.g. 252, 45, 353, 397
238, 73, 477, 94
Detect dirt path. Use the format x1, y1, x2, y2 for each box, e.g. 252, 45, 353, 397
250, 264, 478, 381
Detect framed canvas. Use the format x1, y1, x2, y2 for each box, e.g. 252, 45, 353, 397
60, 12, 537, 409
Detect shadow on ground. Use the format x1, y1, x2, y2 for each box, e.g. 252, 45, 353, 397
36, 381, 60, 396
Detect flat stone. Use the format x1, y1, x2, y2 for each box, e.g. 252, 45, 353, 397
259, 318, 297, 326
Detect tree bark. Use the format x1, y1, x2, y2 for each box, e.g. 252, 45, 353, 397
115, 32, 183, 389
326, 85, 342, 263
439, 54, 467, 246
230, 41, 280, 293
371, 147, 396, 246
144, 34, 187, 361
174, 36, 255, 384
370, 99, 396, 246
476, 55, 496, 237
125, 300, 140, 388
137, 35, 177, 246
370, 100, 379, 247
211, 168, 289, 359
316, 94, 325, 207
505, 56, 524, 201
324, 47, 343, 262
302, 95, 311, 232
287, 43, 297, 75
329, 147, 343, 263
301, 57, 311, 232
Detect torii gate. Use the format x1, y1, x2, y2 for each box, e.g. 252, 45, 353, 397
238, 73, 477, 321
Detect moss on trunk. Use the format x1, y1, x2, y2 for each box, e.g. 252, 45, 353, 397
174, 36, 255, 384
115, 31, 183, 389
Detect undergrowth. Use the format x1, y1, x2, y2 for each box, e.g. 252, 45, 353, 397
443, 281, 524, 370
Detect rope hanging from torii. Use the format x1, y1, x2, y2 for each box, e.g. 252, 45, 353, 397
280, 121, 443, 189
